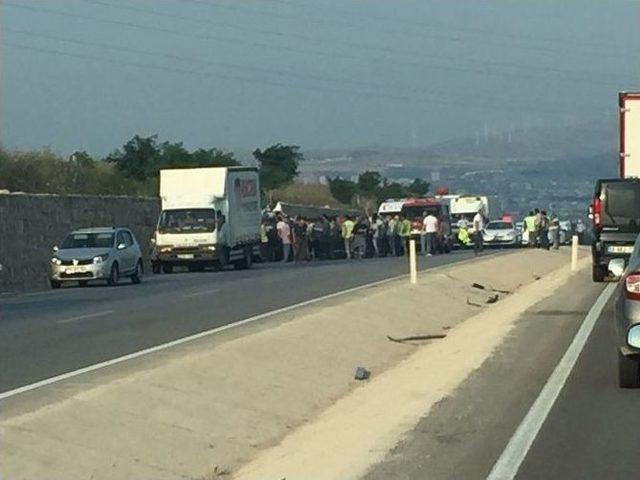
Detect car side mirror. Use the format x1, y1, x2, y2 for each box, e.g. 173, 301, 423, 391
53, 245, 59, 252
608, 258, 626, 279
117, 243, 126, 250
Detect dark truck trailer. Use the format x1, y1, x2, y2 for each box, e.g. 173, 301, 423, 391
591, 178, 640, 282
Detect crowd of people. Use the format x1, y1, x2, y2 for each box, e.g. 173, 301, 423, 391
521, 208, 586, 249
260, 210, 448, 263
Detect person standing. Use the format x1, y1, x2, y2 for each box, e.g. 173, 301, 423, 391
399, 214, 412, 256
276, 215, 292, 262
549, 213, 560, 250
388, 215, 397, 256
352, 216, 369, 259
472, 209, 484, 255
523, 211, 536, 248
539, 211, 550, 250
576, 218, 586, 245
341, 215, 355, 259
293, 217, 309, 262
423, 211, 439, 256
533, 208, 542, 248
371, 214, 381, 257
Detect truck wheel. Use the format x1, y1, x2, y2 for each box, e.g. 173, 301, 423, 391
618, 350, 640, 388
131, 260, 143, 284
152, 262, 161, 274
214, 248, 229, 271
162, 263, 173, 274
592, 264, 605, 282
107, 263, 119, 286
234, 248, 253, 270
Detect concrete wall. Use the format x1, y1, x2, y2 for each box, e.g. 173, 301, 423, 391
0, 193, 160, 293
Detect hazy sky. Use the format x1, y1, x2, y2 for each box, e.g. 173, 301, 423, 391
0, 0, 638, 156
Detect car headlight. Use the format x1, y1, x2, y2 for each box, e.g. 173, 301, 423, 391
628, 324, 640, 349
206, 246, 216, 251
160, 246, 172, 253
51, 257, 62, 265
93, 254, 109, 264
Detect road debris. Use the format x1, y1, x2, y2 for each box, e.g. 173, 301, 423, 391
354, 367, 371, 380
486, 294, 500, 304
472, 282, 511, 294
386, 334, 447, 344
467, 297, 482, 307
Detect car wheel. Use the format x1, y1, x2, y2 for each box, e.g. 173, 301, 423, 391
107, 262, 119, 286
592, 264, 605, 282
131, 260, 143, 284
618, 350, 640, 388
50, 279, 61, 289
162, 263, 173, 274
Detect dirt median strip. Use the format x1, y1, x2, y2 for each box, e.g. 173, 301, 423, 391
0, 249, 585, 480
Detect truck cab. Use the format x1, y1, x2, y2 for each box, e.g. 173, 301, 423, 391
591, 178, 640, 282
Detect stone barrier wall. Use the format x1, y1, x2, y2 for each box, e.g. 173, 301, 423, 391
0, 193, 160, 293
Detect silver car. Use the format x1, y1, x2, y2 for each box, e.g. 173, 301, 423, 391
482, 220, 522, 248
50, 227, 143, 289
611, 237, 640, 387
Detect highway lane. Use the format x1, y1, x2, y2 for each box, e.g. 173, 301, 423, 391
0, 250, 485, 394
514, 287, 637, 479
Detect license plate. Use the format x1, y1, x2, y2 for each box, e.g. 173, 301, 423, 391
65, 267, 85, 274
177, 254, 194, 259
608, 245, 634, 254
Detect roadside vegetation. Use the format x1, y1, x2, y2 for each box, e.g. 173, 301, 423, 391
0, 137, 431, 207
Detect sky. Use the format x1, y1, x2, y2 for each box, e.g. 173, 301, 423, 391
0, 0, 638, 157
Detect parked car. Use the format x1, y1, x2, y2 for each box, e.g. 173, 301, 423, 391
482, 220, 522, 247
50, 227, 143, 288
611, 240, 640, 387
591, 178, 640, 282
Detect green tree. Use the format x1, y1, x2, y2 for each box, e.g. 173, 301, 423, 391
328, 177, 358, 205
159, 141, 192, 169
377, 179, 407, 203
106, 135, 161, 181
253, 144, 303, 191
357, 171, 382, 195
406, 178, 430, 197
70, 150, 96, 168
191, 148, 238, 167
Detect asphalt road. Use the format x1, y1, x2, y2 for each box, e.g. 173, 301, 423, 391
363, 267, 620, 480
0, 251, 482, 394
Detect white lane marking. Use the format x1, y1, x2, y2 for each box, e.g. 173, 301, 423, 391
56, 310, 114, 324
0, 253, 477, 401
183, 288, 220, 298
486, 282, 616, 480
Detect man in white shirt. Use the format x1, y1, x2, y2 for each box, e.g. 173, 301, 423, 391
423, 212, 439, 256
472, 209, 485, 255
276, 216, 292, 262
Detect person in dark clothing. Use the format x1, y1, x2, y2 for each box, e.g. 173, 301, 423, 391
351, 217, 369, 259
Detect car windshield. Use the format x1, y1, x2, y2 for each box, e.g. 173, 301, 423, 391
487, 222, 513, 230
602, 183, 640, 230
61, 233, 114, 249
158, 209, 216, 233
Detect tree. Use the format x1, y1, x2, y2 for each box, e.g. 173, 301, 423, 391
357, 171, 382, 195
106, 135, 161, 181
377, 180, 406, 203
191, 148, 238, 168
406, 178, 430, 197
328, 177, 358, 205
253, 144, 303, 191
70, 150, 96, 168
159, 141, 192, 169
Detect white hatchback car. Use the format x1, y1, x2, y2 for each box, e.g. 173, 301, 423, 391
49, 227, 143, 288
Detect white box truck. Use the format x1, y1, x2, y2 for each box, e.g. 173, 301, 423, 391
619, 92, 640, 178
450, 195, 500, 223
151, 167, 261, 273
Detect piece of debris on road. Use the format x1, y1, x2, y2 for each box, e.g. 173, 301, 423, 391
354, 367, 371, 380
386, 334, 447, 344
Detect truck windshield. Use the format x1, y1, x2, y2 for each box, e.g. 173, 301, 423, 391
602, 183, 640, 231
61, 233, 114, 249
158, 209, 216, 234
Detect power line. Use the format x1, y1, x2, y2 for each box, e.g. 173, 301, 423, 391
3, 1, 626, 89
188, 0, 637, 62
1, 40, 609, 117
83, 0, 628, 84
